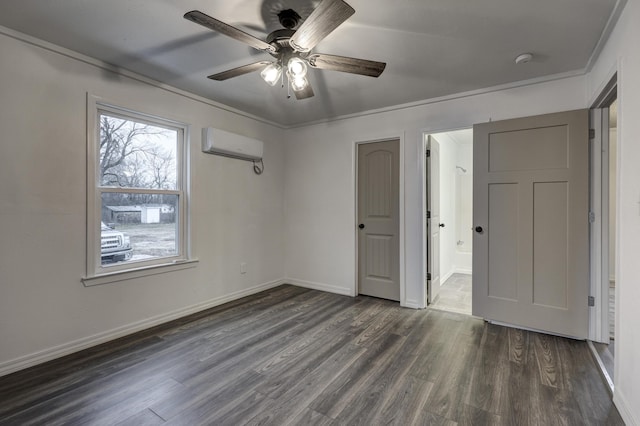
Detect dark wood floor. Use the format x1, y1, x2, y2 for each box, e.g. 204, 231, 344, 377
0, 285, 623, 425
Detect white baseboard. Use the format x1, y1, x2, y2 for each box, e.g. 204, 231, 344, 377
454, 267, 472, 275
614, 389, 639, 426
441, 270, 454, 284
0, 278, 285, 378
286, 278, 423, 309
404, 299, 422, 309
586, 340, 614, 392
286, 278, 353, 296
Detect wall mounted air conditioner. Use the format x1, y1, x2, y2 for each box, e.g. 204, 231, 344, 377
201, 127, 263, 161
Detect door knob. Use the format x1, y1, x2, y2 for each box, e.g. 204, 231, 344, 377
439, 223, 445, 228
475, 226, 483, 233
358, 224, 365, 229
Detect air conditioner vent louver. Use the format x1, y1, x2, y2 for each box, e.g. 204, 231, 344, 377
202, 127, 263, 161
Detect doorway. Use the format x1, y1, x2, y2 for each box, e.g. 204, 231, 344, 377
590, 85, 618, 388
425, 129, 473, 315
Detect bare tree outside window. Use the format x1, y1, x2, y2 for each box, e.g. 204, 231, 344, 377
99, 114, 177, 190
97, 112, 182, 265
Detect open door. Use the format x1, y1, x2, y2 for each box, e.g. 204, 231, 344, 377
426, 136, 441, 304
472, 109, 589, 338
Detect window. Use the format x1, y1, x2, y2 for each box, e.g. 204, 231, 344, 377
86, 99, 191, 281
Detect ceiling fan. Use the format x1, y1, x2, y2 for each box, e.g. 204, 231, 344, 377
184, 0, 386, 100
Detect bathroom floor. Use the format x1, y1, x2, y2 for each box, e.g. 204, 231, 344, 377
430, 273, 472, 315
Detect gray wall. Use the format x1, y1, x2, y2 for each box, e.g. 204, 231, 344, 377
0, 30, 286, 374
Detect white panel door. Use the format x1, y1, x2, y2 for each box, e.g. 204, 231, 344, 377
426, 136, 441, 304
358, 139, 400, 301
473, 110, 589, 338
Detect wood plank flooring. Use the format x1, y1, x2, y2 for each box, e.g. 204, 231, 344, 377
0, 285, 624, 425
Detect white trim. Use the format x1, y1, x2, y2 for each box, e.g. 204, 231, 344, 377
288, 70, 585, 128
588, 64, 619, 107
0, 24, 602, 131
82, 259, 199, 286
614, 390, 639, 426
589, 107, 605, 343
352, 140, 359, 298
404, 299, 422, 309
612, 59, 623, 395
0, 25, 284, 129
399, 133, 406, 307
421, 134, 428, 308
0, 278, 286, 378
584, 0, 628, 72
86, 95, 192, 278
286, 278, 353, 296
454, 268, 473, 275
586, 340, 614, 393
441, 270, 454, 286
588, 71, 618, 344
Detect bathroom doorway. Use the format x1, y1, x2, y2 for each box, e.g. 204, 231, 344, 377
425, 129, 473, 315
590, 94, 617, 388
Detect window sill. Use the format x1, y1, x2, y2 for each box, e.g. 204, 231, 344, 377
82, 259, 199, 287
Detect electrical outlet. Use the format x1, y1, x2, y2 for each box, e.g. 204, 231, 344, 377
240, 262, 247, 274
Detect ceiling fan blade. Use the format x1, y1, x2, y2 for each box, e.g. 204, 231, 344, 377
308, 54, 386, 77
289, 0, 355, 53
294, 82, 315, 100
184, 10, 276, 53
207, 61, 271, 81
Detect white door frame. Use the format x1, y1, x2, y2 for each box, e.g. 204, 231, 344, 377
421, 132, 435, 308
589, 73, 618, 344
425, 136, 441, 305
353, 135, 405, 306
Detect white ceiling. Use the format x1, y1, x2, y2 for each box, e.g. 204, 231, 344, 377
0, 0, 618, 126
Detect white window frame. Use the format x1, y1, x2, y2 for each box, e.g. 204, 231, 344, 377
84, 95, 194, 285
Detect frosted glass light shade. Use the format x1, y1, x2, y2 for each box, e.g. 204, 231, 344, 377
261, 63, 282, 86
290, 75, 308, 91
287, 57, 307, 78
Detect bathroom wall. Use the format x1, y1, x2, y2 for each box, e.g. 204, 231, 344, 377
454, 137, 473, 274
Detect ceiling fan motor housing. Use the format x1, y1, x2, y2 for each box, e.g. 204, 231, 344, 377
277, 9, 301, 29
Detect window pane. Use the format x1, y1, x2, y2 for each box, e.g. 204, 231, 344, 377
99, 113, 178, 190
101, 193, 178, 265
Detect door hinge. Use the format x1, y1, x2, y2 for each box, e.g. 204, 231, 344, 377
589, 211, 596, 223
427, 273, 432, 280
426, 149, 431, 157
427, 211, 431, 218
589, 129, 596, 139
588, 296, 595, 307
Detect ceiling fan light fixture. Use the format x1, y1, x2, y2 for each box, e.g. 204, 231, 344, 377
185, 1, 386, 101
287, 57, 308, 78
290, 75, 309, 92
261, 63, 282, 86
